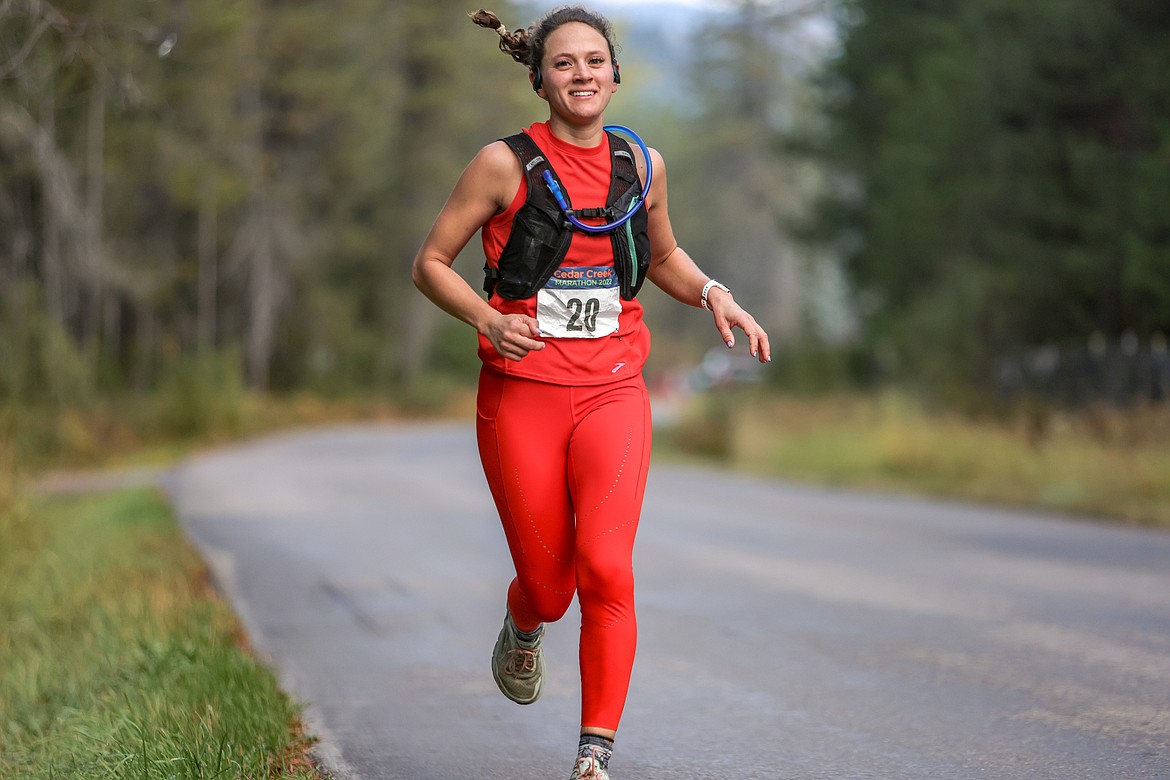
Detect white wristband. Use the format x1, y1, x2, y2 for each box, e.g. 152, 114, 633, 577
700, 279, 731, 310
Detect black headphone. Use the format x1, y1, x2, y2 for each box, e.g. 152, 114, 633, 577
532, 61, 621, 92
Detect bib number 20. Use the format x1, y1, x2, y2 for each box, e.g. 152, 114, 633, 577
536, 285, 619, 339
565, 297, 601, 333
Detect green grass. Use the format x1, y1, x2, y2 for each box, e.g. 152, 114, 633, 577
661, 390, 1170, 527
0, 488, 326, 779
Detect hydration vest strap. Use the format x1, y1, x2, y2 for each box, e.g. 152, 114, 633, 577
487, 130, 648, 300
606, 136, 639, 204
482, 264, 500, 295
503, 131, 637, 224
501, 133, 571, 220
577, 206, 615, 219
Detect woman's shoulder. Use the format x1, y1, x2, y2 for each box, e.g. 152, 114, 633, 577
473, 139, 523, 177
462, 140, 524, 208
630, 143, 666, 186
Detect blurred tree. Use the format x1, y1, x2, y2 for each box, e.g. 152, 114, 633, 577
0, 0, 530, 404
0, 0, 168, 401
354, 0, 533, 388
819, 0, 1170, 391
665, 0, 841, 350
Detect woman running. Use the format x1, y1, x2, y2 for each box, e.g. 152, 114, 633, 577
411, 6, 771, 778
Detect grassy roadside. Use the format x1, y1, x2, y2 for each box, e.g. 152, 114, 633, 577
0, 487, 327, 779
660, 390, 1170, 527
2, 384, 1165, 778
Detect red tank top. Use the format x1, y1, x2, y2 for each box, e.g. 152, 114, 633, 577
479, 121, 651, 385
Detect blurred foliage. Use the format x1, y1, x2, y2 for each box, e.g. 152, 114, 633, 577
0, 283, 93, 407
0, 0, 847, 420
662, 0, 840, 348
154, 349, 247, 438
765, 341, 879, 395
3, 0, 1165, 469
814, 0, 1170, 398
0, 0, 533, 404
659, 391, 737, 460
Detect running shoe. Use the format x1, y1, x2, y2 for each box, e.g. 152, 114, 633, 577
569, 747, 611, 780
490, 611, 545, 705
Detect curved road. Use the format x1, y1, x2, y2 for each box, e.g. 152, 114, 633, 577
170, 423, 1170, 780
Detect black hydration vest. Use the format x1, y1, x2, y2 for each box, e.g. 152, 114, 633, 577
483, 131, 651, 301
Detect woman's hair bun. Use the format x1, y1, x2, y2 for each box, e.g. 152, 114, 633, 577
470, 8, 530, 65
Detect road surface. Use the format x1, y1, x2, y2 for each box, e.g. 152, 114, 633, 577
169, 423, 1170, 780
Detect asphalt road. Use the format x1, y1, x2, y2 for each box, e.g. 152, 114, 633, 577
169, 422, 1170, 780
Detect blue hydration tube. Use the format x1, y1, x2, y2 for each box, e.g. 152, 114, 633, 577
541, 124, 652, 234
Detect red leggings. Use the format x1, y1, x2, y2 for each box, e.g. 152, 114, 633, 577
476, 368, 652, 731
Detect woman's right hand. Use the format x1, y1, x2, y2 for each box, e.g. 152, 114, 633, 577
482, 313, 545, 361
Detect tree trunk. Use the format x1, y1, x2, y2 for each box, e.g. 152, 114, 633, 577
39, 92, 63, 323
134, 297, 155, 391
83, 77, 107, 362
248, 201, 275, 390
197, 171, 218, 351
242, 8, 275, 391
395, 293, 440, 383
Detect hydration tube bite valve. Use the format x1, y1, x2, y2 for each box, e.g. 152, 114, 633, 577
542, 124, 653, 234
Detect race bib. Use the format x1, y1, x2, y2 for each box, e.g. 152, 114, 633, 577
536, 266, 620, 339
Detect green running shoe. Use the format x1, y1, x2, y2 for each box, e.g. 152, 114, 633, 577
490, 611, 545, 705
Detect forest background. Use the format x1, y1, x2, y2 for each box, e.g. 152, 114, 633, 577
1, 0, 1168, 521
3, 4, 1168, 776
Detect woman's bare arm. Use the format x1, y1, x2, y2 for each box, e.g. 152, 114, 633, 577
411, 142, 545, 361
638, 147, 771, 362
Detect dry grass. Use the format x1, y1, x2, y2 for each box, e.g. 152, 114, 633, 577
664, 390, 1170, 527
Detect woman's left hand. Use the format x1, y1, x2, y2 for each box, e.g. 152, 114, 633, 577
707, 288, 771, 363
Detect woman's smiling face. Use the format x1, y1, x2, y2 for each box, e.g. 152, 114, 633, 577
536, 22, 618, 125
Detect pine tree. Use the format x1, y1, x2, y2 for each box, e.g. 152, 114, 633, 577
669, 0, 836, 344
820, 0, 1170, 389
